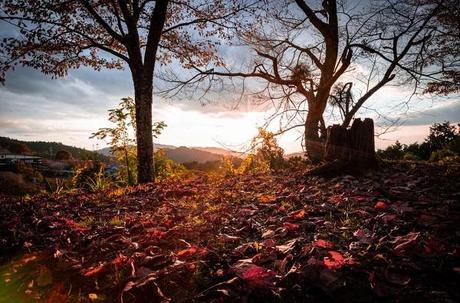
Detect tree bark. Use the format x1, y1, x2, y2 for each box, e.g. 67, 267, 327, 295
322, 118, 376, 173
133, 73, 154, 183
349, 118, 376, 170
304, 109, 324, 162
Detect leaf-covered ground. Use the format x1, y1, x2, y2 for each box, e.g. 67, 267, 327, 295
1, 161, 459, 303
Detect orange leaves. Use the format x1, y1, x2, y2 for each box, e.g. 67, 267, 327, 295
111, 254, 129, 266
289, 209, 306, 220
64, 219, 88, 232
323, 251, 355, 270
314, 239, 334, 249
258, 194, 277, 204
82, 264, 105, 277
147, 228, 167, 239
44, 282, 68, 303
177, 246, 198, 258
374, 201, 388, 211
323, 251, 344, 269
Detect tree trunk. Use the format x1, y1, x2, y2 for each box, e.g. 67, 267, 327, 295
324, 124, 350, 162
134, 75, 154, 183
324, 118, 376, 172
304, 110, 324, 162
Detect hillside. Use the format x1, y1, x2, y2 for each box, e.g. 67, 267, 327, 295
165, 146, 223, 163
0, 162, 459, 302
0, 136, 105, 160
98, 144, 239, 164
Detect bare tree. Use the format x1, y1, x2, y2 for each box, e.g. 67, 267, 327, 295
173, 0, 447, 162
423, 0, 460, 95
0, 0, 255, 182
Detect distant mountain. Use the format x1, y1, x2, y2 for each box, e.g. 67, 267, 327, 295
0, 136, 105, 160
97, 144, 240, 164
193, 147, 242, 158
97, 143, 176, 157
165, 146, 223, 163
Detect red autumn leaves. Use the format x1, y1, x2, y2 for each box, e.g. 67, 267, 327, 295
240, 265, 277, 288
313, 239, 356, 270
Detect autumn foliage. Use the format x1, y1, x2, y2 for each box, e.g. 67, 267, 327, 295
1, 161, 459, 302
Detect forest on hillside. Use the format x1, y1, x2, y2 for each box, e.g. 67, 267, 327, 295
0, 136, 104, 160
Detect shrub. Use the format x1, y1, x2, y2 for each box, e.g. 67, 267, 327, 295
72, 161, 112, 190
154, 149, 187, 180
429, 148, 456, 162
0, 172, 39, 195
286, 155, 310, 169
403, 152, 421, 161
238, 128, 286, 173
377, 122, 460, 161
84, 166, 112, 192
13, 161, 44, 183
376, 141, 405, 160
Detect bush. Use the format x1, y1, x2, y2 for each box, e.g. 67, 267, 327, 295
13, 161, 44, 183
285, 155, 310, 169
0, 172, 39, 195
377, 122, 460, 161
72, 161, 112, 190
376, 141, 405, 160
429, 148, 456, 162
403, 152, 421, 161
154, 149, 187, 180
238, 128, 286, 174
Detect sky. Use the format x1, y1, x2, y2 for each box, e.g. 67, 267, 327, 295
0, 64, 458, 154
0, 1, 458, 154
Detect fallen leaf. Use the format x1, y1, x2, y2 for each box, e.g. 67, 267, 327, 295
323, 251, 355, 269
82, 264, 105, 277
177, 246, 198, 258
374, 201, 388, 211
36, 265, 53, 287
238, 265, 276, 288
88, 293, 98, 301
314, 239, 334, 249
289, 209, 306, 220
283, 222, 300, 232
391, 232, 420, 253
258, 194, 277, 203
44, 282, 68, 303
219, 234, 241, 243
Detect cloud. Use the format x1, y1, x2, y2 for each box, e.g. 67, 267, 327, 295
400, 101, 460, 126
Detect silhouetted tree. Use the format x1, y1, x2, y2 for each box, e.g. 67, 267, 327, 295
423, 0, 460, 95
425, 121, 459, 151
183, 0, 448, 162
0, 0, 255, 182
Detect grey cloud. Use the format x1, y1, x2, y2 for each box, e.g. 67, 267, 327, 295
402, 101, 460, 126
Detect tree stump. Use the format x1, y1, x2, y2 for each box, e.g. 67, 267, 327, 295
311, 118, 376, 175
348, 118, 376, 171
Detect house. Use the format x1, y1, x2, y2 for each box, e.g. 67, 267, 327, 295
0, 154, 43, 167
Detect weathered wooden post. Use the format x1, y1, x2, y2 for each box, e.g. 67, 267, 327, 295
323, 118, 376, 173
